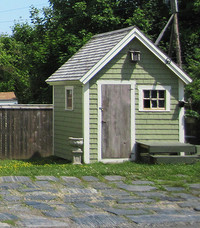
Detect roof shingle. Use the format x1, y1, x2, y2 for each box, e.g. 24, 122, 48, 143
0, 92, 17, 101
46, 26, 134, 82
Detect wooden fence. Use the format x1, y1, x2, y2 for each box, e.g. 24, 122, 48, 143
0, 105, 53, 159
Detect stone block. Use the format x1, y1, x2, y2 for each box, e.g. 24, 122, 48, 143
132, 180, 154, 185
71, 213, 128, 227
164, 186, 185, 191
105, 208, 149, 215
35, 176, 60, 182
117, 183, 157, 192
43, 210, 74, 218
104, 176, 124, 181
61, 176, 81, 183
25, 201, 54, 211
82, 176, 99, 182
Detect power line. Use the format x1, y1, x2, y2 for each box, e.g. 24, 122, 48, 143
0, 19, 32, 24
0, 3, 49, 14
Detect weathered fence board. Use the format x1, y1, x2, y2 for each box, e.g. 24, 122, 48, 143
0, 105, 53, 159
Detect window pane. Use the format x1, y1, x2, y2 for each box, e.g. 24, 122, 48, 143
159, 100, 165, 108
144, 90, 150, 98
144, 100, 150, 108
151, 90, 157, 98
152, 100, 157, 108
66, 89, 72, 109
159, 90, 165, 98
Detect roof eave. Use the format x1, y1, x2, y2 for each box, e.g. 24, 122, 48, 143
46, 79, 82, 86
80, 27, 192, 85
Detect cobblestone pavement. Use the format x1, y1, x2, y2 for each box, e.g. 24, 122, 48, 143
0, 175, 199, 227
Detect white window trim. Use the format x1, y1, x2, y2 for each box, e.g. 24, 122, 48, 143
138, 85, 171, 112
65, 86, 74, 110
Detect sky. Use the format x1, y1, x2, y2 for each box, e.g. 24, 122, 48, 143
0, 0, 50, 35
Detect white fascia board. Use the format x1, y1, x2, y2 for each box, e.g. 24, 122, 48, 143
80, 27, 139, 84
80, 27, 192, 85
46, 80, 81, 86
167, 62, 192, 84
134, 30, 192, 84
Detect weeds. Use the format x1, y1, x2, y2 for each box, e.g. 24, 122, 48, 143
0, 156, 199, 184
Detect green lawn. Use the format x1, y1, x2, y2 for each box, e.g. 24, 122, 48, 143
0, 156, 200, 185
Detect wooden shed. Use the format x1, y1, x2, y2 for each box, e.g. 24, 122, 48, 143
46, 26, 193, 164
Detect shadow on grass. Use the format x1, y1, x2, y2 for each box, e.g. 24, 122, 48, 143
20, 151, 71, 165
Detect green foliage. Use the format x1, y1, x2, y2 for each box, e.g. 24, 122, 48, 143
0, 36, 31, 103
185, 110, 200, 118
185, 48, 200, 112
0, 0, 198, 104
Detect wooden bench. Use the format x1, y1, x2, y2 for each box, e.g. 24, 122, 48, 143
137, 141, 197, 164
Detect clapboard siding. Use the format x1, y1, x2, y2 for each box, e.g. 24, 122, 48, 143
89, 38, 179, 162
54, 84, 83, 160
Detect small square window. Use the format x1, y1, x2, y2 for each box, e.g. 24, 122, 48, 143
139, 86, 171, 112
65, 86, 73, 110
143, 90, 165, 110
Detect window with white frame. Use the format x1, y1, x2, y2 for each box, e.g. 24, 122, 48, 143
138, 85, 171, 111
65, 86, 73, 110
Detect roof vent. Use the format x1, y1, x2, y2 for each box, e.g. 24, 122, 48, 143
130, 49, 141, 62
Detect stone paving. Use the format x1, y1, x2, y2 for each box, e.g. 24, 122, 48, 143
0, 175, 199, 227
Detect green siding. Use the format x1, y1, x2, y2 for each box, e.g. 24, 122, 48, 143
54, 84, 83, 161
89, 38, 180, 162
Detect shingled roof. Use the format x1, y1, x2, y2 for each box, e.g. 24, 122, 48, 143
0, 92, 17, 101
46, 27, 134, 83
46, 26, 192, 85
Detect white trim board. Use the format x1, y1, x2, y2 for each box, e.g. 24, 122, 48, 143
178, 80, 185, 143
97, 80, 136, 162
80, 27, 192, 85
83, 82, 90, 164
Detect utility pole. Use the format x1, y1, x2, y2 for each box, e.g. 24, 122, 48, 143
155, 0, 182, 68
171, 0, 182, 68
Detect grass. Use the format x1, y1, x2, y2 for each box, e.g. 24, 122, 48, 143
0, 155, 200, 184
2, 220, 16, 226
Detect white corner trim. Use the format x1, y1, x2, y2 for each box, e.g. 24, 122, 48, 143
178, 80, 185, 143
97, 80, 136, 162
83, 82, 90, 164
80, 27, 192, 85
138, 85, 171, 112
52, 86, 55, 155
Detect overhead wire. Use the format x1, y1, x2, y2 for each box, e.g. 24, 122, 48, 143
0, 1, 168, 25
0, 3, 49, 24
0, 3, 48, 14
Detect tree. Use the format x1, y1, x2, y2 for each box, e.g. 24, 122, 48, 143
177, 0, 200, 113
0, 36, 30, 103
10, 0, 172, 103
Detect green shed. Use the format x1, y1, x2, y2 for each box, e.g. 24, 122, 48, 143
46, 26, 192, 164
